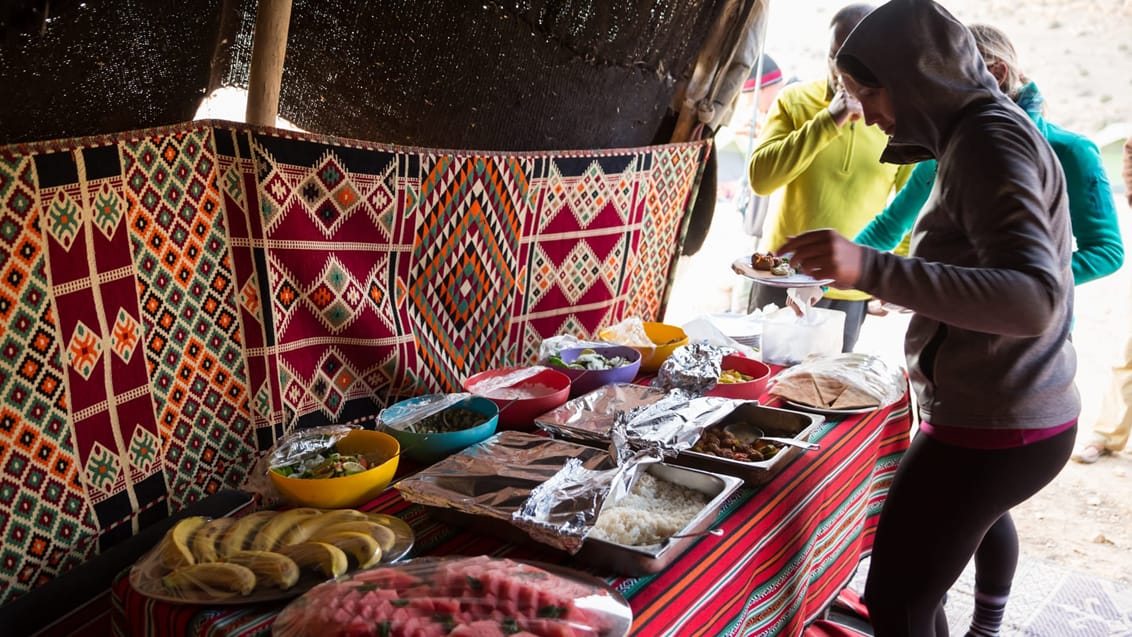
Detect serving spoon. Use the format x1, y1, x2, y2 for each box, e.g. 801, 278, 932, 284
723, 422, 820, 451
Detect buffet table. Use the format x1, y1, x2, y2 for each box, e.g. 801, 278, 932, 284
110, 391, 911, 637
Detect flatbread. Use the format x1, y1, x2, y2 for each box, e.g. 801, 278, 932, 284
812, 375, 847, 407
830, 384, 879, 410
769, 373, 823, 407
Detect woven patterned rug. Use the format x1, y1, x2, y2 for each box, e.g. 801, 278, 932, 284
0, 121, 709, 605
850, 555, 1132, 635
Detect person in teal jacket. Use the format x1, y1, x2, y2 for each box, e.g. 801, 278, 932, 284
855, 24, 1124, 287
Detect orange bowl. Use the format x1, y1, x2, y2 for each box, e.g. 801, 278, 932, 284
706, 354, 772, 400
463, 366, 572, 430
269, 429, 400, 509
599, 321, 689, 373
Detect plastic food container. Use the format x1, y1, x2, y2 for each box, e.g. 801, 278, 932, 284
378, 394, 499, 464
705, 354, 772, 400
599, 321, 689, 373
271, 555, 633, 636
462, 366, 572, 430
543, 345, 643, 398
760, 306, 845, 366
269, 429, 401, 509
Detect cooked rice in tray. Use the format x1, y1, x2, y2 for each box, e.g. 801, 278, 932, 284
588, 472, 708, 546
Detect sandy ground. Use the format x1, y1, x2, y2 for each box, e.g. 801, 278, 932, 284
665, 0, 1132, 585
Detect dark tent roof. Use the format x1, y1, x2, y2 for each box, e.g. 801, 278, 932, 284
1, 0, 731, 150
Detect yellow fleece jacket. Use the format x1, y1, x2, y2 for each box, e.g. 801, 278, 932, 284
749, 78, 912, 301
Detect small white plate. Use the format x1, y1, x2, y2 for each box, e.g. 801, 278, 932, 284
731, 258, 834, 288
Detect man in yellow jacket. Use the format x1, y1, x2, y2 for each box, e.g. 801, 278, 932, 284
747, 3, 912, 351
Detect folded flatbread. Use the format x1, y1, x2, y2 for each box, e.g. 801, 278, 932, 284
771, 371, 880, 410
830, 384, 878, 410
769, 373, 823, 407
812, 375, 846, 407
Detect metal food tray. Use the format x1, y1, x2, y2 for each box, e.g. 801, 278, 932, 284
430, 461, 743, 578
575, 462, 743, 576
537, 390, 824, 485
670, 402, 824, 485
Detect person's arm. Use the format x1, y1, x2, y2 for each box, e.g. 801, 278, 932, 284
747, 88, 844, 195
856, 131, 1070, 337
1058, 136, 1123, 284
1123, 135, 1132, 207
855, 160, 937, 251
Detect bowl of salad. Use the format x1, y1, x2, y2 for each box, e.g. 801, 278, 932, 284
543, 345, 642, 399
268, 429, 400, 509
378, 394, 499, 464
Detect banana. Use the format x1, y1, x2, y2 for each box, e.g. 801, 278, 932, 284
278, 508, 368, 546
313, 530, 382, 569
162, 562, 257, 598
218, 510, 276, 557
277, 541, 349, 578
190, 517, 235, 563
312, 521, 396, 555
365, 514, 404, 553
159, 516, 208, 569
225, 550, 300, 590
251, 508, 323, 551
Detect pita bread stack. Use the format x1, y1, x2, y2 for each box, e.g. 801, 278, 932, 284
769, 370, 880, 410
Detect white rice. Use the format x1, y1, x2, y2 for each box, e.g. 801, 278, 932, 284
589, 472, 708, 546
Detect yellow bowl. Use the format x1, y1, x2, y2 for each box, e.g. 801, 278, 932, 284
269, 429, 400, 509
599, 321, 689, 372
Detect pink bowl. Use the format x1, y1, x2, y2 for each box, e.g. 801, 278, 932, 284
706, 354, 772, 400
462, 366, 572, 430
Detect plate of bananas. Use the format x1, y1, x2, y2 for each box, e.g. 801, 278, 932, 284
129, 508, 414, 604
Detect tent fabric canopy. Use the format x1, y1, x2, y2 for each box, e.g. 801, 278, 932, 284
1, 0, 731, 150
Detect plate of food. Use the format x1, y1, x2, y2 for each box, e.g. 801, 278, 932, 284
129, 509, 414, 605
731, 253, 834, 288
271, 555, 633, 637
767, 353, 904, 416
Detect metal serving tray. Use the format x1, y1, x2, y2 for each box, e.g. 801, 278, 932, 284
537, 388, 824, 486
574, 462, 743, 576
670, 402, 824, 485
429, 461, 743, 578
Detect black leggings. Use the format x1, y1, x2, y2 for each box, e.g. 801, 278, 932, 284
863, 424, 1076, 636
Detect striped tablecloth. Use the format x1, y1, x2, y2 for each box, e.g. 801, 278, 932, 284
111, 392, 911, 637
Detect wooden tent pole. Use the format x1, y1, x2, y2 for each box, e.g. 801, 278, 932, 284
245, 0, 293, 127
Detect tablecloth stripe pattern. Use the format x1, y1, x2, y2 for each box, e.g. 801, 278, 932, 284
110, 392, 911, 636
0, 121, 708, 605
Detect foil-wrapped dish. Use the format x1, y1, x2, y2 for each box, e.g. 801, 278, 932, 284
396, 431, 742, 576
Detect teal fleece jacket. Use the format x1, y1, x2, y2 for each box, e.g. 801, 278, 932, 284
855, 81, 1123, 285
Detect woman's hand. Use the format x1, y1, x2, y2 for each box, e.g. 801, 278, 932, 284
778, 229, 864, 289
828, 88, 863, 128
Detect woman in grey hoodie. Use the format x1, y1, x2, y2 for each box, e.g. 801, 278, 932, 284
778, 1, 1080, 634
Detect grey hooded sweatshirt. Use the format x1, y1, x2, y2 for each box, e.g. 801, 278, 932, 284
839, 0, 1080, 431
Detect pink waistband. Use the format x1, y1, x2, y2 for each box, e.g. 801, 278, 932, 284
919, 419, 1077, 450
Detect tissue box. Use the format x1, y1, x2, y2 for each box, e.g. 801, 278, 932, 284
760, 307, 845, 365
